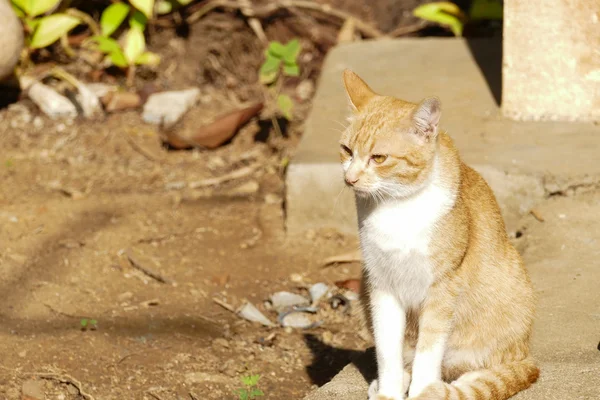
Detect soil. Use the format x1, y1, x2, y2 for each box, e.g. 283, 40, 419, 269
0, 94, 369, 400
0, 1, 499, 399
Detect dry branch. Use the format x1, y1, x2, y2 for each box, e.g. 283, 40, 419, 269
157, 0, 385, 38
37, 373, 96, 400
188, 163, 260, 188
125, 249, 173, 284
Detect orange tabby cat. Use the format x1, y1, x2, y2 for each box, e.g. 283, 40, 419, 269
339, 70, 539, 400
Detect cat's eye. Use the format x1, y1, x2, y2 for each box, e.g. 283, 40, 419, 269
341, 145, 353, 156
371, 154, 388, 164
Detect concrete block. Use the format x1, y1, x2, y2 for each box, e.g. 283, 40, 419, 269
503, 0, 600, 122
285, 38, 600, 235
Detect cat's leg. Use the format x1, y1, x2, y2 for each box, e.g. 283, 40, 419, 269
370, 290, 406, 400
368, 369, 411, 399
407, 284, 455, 398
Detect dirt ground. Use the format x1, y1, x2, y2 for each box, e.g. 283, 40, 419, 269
0, 93, 372, 400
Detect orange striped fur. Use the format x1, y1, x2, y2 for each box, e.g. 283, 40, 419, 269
341, 70, 539, 400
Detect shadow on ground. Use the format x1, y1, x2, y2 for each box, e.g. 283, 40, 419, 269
304, 334, 376, 386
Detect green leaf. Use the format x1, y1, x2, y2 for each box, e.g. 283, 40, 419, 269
11, 0, 27, 14
129, 0, 154, 18
413, 2, 465, 36
80, 319, 88, 327
249, 388, 264, 398
90, 36, 129, 67
101, 3, 130, 36
16, 0, 62, 17
136, 51, 160, 66
124, 27, 146, 64
238, 389, 248, 400
259, 54, 281, 84
108, 50, 128, 68
281, 39, 300, 64
283, 63, 299, 77
90, 319, 98, 325
90, 35, 121, 53
267, 41, 286, 58
241, 374, 261, 386
129, 10, 148, 31
156, 0, 172, 14
30, 13, 80, 49
469, 0, 503, 20
277, 94, 293, 120
176, 0, 194, 4
11, 2, 26, 18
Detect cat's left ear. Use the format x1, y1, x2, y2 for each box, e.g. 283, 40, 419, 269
412, 97, 441, 139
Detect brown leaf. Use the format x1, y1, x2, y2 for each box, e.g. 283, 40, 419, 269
103, 91, 142, 112
335, 279, 361, 294
165, 103, 264, 150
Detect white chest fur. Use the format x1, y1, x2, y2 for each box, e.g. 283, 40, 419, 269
357, 176, 455, 308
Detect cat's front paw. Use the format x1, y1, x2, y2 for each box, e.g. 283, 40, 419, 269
368, 379, 379, 399
368, 380, 404, 400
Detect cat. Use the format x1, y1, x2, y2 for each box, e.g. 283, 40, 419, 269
339, 69, 539, 400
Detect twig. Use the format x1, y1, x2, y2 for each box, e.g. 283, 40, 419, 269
114, 346, 172, 366
146, 391, 164, 400
189, 392, 200, 400
44, 303, 92, 320
322, 250, 362, 267
387, 20, 428, 37
60, 35, 76, 58
212, 297, 236, 313
125, 249, 172, 284
66, 8, 101, 36
238, 0, 268, 43
37, 373, 96, 400
123, 133, 162, 163
157, 0, 384, 38
189, 163, 260, 189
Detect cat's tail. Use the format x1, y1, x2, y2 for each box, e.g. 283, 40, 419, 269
412, 358, 539, 400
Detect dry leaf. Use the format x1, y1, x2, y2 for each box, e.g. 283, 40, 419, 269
335, 279, 361, 294
165, 103, 263, 149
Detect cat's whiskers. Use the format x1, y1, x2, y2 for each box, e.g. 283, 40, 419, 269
332, 119, 349, 130
332, 184, 348, 214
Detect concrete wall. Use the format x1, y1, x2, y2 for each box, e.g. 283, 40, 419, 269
502, 0, 600, 122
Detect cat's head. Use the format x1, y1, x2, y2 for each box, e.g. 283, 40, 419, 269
339, 69, 441, 199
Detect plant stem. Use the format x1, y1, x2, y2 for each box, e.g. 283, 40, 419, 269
126, 65, 136, 87
66, 8, 101, 36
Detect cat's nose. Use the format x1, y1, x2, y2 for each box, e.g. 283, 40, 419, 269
345, 176, 359, 185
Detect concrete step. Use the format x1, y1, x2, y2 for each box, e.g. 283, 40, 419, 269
285, 38, 600, 236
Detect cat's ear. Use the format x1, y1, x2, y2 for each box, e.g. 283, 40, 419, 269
342, 69, 376, 112
412, 97, 441, 138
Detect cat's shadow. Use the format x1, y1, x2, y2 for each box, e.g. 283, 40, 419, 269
303, 333, 376, 386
